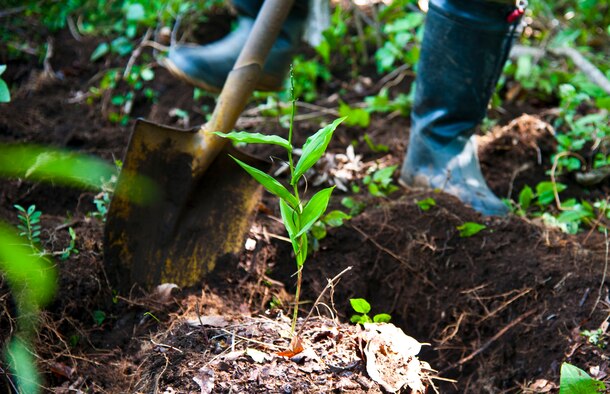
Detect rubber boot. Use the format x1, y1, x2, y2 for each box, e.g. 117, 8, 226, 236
400, 0, 522, 216
164, 0, 308, 92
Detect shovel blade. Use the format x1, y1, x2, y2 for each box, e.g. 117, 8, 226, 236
104, 119, 266, 292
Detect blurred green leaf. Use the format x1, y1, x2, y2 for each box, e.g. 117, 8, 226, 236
350, 298, 371, 314
457, 222, 487, 238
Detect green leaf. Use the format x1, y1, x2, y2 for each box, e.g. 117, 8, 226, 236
92, 310, 106, 326
292, 117, 345, 185
559, 363, 606, 394
90, 42, 109, 61
457, 222, 487, 238
416, 197, 436, 211
279, 199, 299, 239
231, 156, 299, 209
215, 131, 291, 151
373, 313, 392, 323
296, 187, 335, 238
323, 210, 351, 227
339, 102, 370, 128
350, 298, 371, 314
0, 79, 10, 103
0, 65, 6, 75
140, 68, 154, 81
110, 36, 133, 57
518, 185, 534, 210
125, 3, 145, 21
310, 221, 327, 240
536, 181, 567, 206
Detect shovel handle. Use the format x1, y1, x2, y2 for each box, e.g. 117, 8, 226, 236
194, 0, 296, 173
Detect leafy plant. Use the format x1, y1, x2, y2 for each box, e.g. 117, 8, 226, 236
215, 76, 345, 334
0, 65, 10, 103
374, 11, 423, 73
350, 298, 391, 325
559, 362, 606, 394
341, 196, 366, 216
59, 227, 79, 261
457, 222, 487, 238
14, 204, 42, 249
309, 210, 352, 253
363, 165, 399, 197
339, 101, 370, 128
416, 197, 436, 211
580, 328, 606, 348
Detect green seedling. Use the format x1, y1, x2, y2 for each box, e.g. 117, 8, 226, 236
350, 298, 391, 325
59, 227, 79, 261
0, 65, 10, 103
363, 165, 399, 197
309, 210, 352, 253
92, 310, 106, 326
216, 73, 345, 334
581, 328, 606, 348
457, 222, 487, 238
341, 196, 366, 216
416, 197, 436, 211
339, 101, 370, 128
14, 204, 42, 249
559, 362, 606, 394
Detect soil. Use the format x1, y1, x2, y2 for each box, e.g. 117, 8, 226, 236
1, 9, 609, 394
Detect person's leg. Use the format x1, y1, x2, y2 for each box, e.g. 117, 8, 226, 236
164, 1, 309, 92
400, 0, 523, 216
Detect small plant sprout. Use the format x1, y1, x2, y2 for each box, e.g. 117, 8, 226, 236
15, 204, 42, 249
215, 71, 345, 335
59, 227, 79, 261
350, 298, 391, 325
457, 222, 487, 238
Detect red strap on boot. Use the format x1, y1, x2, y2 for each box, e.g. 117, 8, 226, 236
507, 0, 527, 23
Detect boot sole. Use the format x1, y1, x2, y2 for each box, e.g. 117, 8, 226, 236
161, 57, 284, 93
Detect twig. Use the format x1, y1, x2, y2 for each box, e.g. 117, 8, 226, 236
0, 6, 26, 18
549, 151, 585, 211
295, 266, 353, 338
476, 288, 532, 323
67, 15, 82, 41
439, 309, 536, 375
150, 338, 183, 353
43, 37, 57, 79
123, 29, 153, 79
511, 44, 610, 95
591, 228, 609, 316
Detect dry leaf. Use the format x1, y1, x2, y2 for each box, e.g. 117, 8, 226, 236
246, 348, 271, 363
186, 315, 229, 327
277, 335, 304, 357
154, 283, 179, 302
193, 366, 214, 394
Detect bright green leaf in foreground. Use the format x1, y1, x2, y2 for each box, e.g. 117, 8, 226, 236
559, 363, 606, 394
373, 313, 392, 323
457, 222, 487, 238
416, 197, 436, 211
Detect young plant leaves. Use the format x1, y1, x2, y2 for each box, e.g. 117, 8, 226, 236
373, 313, 392, 323
350, 298, 371, 314
231, 156, 299, 209
457, 222, 487, 238
295, 186, 335, 238
292, 117, 345, 185
214, 131, 291, 151
279, 199, 299, 239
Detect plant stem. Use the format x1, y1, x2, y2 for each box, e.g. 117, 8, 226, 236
291, 264, 303, 334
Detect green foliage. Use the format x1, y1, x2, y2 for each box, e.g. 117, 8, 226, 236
215, 78, 345, 333
341, 196, 366, 216
60, 227, 79, 261
363, 134, 389, 153
457, 222, 487, 238
281, 56, 331, 103
375, 12, 423, 73
559, 363, 606, 394
339, 101, 370, 128
14, 204, 42, 248
0, 65, 10, 103
363, 165, 399, 197
350, 298, 392, 325
364, 87, 414, 118
416, 197, 436, 211
581, 328, 606, 348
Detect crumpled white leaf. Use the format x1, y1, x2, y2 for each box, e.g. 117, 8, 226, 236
362, 323, 424, 393
193, 367, 214, 394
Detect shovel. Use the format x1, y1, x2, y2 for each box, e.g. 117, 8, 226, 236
104, 0, 295, 292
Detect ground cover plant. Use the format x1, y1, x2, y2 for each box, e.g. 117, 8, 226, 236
1, 0, 609, 392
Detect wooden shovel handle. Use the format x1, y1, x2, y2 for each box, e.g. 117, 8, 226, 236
194, 0, 296, 173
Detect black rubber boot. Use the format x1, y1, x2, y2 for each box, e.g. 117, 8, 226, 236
164, 0, 308, 92
400, 0, 522, 216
